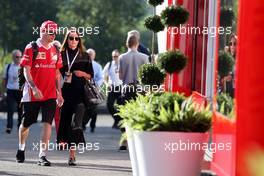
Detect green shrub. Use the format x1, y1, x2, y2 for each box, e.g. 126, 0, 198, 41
218, 50, 235, 78
217, 93, 235, 119
161, 5, 189, 27
144, 15, 165, 33
138, 63, 166, 87
220, 7, 235, 27
157, 50, 188, 74
118, 93, 212, 132
147, 0, 164, 7
151, 92, 185, 115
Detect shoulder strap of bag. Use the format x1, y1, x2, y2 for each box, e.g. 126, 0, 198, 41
53, 44, 60, 64
31, 41, 39, 64
108, 61, 112, 71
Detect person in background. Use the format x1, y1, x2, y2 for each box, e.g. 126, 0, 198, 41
223, 34, 237, 98
2, 49, 23, 134
127, 30, 150, 59
118, 34, 149, 150
103, 49, 122, 129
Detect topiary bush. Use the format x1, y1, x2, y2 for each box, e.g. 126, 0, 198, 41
218, 50, 235, 78
220, 7, 235, 27
161, 5, 189, 27
138, 63, 166, 87
144, 15, 165, 33
147, 0, 164, 7
157, 50, 188, 74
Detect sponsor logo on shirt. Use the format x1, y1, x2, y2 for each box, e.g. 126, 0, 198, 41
36, 52, 46, 60
34, 63, 56, 69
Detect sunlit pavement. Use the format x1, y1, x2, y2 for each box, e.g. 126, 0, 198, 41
0, 105, 132, 176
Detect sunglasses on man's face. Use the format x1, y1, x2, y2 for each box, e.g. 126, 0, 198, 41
112, 55, 119, 58
15, 56, 22, 59
47, 31, 56, 35
229, 42, 236, 46
68, 36, 80, 41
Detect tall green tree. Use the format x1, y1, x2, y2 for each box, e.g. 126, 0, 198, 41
0, 0, 60, 54
57, 0, 151, 65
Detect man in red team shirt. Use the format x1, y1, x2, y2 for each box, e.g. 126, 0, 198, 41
16, 20, 64, 166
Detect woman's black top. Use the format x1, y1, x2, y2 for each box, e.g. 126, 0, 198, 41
60, 48, 94, 104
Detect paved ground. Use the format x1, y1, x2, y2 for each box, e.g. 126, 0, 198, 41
0, 105, 132, 176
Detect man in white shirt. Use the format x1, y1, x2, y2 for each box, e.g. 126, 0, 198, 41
103, 49, 122, 129
2, 49, 23, 134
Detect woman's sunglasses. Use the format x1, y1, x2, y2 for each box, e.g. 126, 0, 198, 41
68, 36, 80, 41
229, 42, 236, 46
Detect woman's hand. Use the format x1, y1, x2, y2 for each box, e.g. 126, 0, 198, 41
74, 70, 91, 80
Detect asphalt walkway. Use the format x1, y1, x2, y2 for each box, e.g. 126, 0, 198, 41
0, 106, 132, 176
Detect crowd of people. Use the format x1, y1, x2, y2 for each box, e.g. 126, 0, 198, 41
2, 20, 150, 166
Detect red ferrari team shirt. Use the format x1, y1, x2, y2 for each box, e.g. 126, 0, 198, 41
20, 38, 63, 102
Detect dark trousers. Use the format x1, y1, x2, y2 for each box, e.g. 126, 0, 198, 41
57, 101, 86, 145
83, 104, 97, 130
6, 89, 22, 129
106, 86, 122, 125
117, 84, 138, 134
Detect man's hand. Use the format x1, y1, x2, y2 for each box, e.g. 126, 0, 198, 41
56, 92, 64, 107
32, 87, 43, 99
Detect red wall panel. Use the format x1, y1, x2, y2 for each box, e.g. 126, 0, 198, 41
236, 0, 264, 175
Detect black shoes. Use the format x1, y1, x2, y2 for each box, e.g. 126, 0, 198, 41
6, 128, 11, 134
90, 128, 95, 133
119, 146, 127, 150
68, 158, 77, 166
16, 150, 25, 163
112, 123, 119, 130
16, 151, 51, 166
37, 156, 51, 166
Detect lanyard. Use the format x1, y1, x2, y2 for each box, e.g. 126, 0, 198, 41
66, 49, 79, 72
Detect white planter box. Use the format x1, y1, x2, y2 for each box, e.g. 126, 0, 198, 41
126, 126, 139, 176
132, 131, 209, 176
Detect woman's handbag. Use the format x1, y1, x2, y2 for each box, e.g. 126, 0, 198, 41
84, 79, 106, 105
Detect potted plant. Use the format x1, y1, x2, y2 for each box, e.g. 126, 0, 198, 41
138, 63, 166, 92
157, 49, 188, 74
218, 50, 235, 94
220, 7, 235, 28
118, 92, 212, 176
217, 92, 235, 119
160, 5, 189, 27
147, 0, 164, 7
144, 15, 165, 33
157, 49, 188, 91
218, 51, 235, 79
